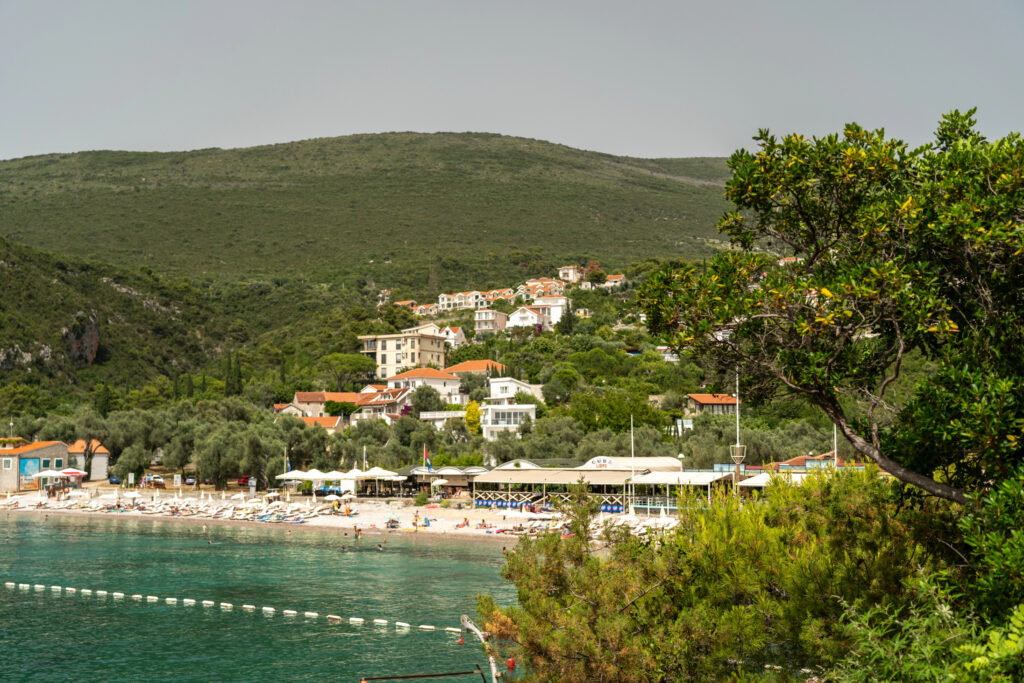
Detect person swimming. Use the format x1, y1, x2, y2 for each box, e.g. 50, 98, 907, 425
376, 544, 384, 551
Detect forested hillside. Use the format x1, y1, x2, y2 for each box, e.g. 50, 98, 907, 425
0, 133, 730, 293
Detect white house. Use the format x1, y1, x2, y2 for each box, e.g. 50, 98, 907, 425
440, 326, 467, 348
477, 376, 540, 440
532, 295, 570, 326
507, 306, 549, 331
386, 368, 464, 406
475, 309, 507, 335
488, 377, 543, 405
558, 265, 585, 283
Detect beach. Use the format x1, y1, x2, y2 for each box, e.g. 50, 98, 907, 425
1, 487, 560, 544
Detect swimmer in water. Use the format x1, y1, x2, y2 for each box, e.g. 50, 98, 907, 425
376, 544, 384, 551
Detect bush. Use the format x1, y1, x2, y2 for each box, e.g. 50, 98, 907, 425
413, 491, 428, 506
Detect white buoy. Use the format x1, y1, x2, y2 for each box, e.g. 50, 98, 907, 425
146, 595, 158, 602
327, 614, 341, 622
19, 584, 30, 590
243, 604, 255, 611
81, 589, 92, 596
304, 611, 319, 618
132, 594, 143, 601
202, 600, 215, 607
183, 598, 195, 606
4, 582, 14, 588
165, 597, 177, 605
113, 592, 125, 599
419, 625, 435, 631
262, 607, 275, 614
349, 617, 363, 624
49, 585, 60, 591
221, 603, 233, 610
66, 588, 77, 594
373, 619, 388, 625
445, 627, 461, 633
96, 590, 108, 597
283, 610, 297, 617
395, 621, 410, 628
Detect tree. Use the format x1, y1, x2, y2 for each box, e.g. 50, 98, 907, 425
586, 269, 606, 285
318, 353, 376, 391
555, 307, 577, 335
465, 401, 482, 435
323, 400, 359, 418
638, 110, 1024, 503
409, 385, 445, 418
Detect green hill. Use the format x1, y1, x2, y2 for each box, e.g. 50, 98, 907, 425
0, 133, 730, 292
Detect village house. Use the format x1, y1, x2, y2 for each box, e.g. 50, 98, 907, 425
685, 393, 741, 416
440, 325, 466, 348
67, 439, 110, 481
532, 294, 570, 326
386, 367, 464, 406
507, 305, 550, 331
444, 359, 506, 377
487, 376, 543, 404
358, 330, 446, 379
291, 391, 363, 417
558, 265, 585, 283
273, 402, 304, 416
349, 387, 413, 425
475, 308, 507, 335
0, 440, 69, 493
412, 303, 437, 317
480, 377, 537, 440
298, 416, 345, 434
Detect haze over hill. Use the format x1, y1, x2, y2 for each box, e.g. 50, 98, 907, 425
0, 133, 731, 292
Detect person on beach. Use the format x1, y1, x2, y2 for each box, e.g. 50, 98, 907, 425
376, 544, 383, 551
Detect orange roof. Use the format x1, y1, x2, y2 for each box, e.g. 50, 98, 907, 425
687, 393, 740, 405
388, 368, 460, 381
294, 391, 326, 403
445, 359, 505, 374
299, 416, 342, 429
67, 439, 110, 455
0, 441, 64, 455
445, 326, 461, 334
323, 392, 362, 404
606, 274, 625, 281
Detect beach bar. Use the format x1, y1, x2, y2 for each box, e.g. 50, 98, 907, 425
472, 456, 686, 512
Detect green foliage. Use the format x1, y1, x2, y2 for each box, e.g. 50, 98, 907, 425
413, 490, 428, 506
562, 386, 667, 432
955, 603, 1024, 681
465, 401, 481, 435
319, 352, 376, 391
409, 386, 445, 417
323, 400, 359, 417
480, 471, 950, 681
639, 110, 1024, 502
0, 134, 729, 288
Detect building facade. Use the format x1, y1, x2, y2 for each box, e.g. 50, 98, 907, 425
358, 332, 447, 379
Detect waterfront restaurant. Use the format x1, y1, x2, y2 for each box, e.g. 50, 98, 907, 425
472, 456, 687, 512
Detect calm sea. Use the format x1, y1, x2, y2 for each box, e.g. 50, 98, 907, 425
0, 514, 516, 682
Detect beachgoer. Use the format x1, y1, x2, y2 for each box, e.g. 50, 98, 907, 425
376, 544, 383, 551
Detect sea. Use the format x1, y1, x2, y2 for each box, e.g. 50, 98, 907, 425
0, 514, 517, 682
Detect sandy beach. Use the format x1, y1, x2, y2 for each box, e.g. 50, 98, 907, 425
0, 488, 562, 545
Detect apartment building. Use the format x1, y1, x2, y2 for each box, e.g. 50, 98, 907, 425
358, 331, 446, 380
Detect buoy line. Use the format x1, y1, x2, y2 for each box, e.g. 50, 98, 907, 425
4, 579, 461, 636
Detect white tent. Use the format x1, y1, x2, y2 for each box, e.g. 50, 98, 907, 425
322, 471, 347, 481
275, 469, 308, 481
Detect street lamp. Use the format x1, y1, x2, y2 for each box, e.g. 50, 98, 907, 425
731, 371, 745, 496
677, 453, 685, 472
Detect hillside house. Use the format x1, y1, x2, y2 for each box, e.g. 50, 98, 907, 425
558, 265, 585, 283
507, 306, 550, 331
444, 359, 506, 377
386, 368, 464, 406
480, 377, 537, 441
298, 416, 345, 434
292, 391, 363, 417
475, 308, 507, 335
440, 326, 466, 348
358, 331, 446, 379
685, 393, 741, 416
532, 294, 570, 326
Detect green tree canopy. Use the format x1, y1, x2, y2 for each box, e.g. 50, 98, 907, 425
639, 110, 1024, 503
318, 352, 376, 391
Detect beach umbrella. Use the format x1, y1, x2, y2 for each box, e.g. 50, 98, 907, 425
323, 494, 341, 501
230, 492, 246, 500
32, 469, 66, 478
430, 479, 449, 487
275, 469, 307, 481
61, 468, 88, 477
340, 492, 356, 500
323, 471, 346, 481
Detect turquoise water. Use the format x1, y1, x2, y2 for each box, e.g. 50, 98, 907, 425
0, 514, 516, 682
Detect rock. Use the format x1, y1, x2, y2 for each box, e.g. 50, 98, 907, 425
64, 311, 100, 367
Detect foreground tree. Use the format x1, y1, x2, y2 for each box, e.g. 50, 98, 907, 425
318, 353, 376, 391
639, 110, 1024, 502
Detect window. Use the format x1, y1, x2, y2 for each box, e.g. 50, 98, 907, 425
380, 354, 387, 364
2, 458, 11, 470
42, 459, 50, 468
54, 459, 63, 468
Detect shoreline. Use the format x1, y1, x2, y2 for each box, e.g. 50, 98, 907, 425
2, 498, 546, 546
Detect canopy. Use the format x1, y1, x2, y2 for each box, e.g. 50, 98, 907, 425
360, 467, 398, 480
430, 479, 449, 487
323, 494, 341, 501
629, 471, 732, 486
61, 468, 88, 477
344, 467, 364, 478
32, 469, 66, 478
737, 471, 813, 488
305, 468, 328, 480
322, 471, 347, 481
275, 469, 307, 481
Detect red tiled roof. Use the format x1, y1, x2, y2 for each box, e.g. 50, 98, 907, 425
294, 392, 326, 403
299, 416, 342, 429
687, 393, 740, 405
0, 441, 64, 455
445, 360, 506, 374
67, 439, 110, 455
388, 368, 460, 381
323, 392, 362, 404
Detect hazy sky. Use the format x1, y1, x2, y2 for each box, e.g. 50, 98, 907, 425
1, 0, 1021, 161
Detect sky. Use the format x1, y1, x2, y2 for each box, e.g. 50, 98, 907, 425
1, 0, 1022, 161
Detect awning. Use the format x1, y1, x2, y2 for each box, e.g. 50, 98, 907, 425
629, 471, 732, 486
737, 471, 813, 488
473, 469, 640, 486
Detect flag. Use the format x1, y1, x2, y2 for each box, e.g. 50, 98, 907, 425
424, 444, 432, 471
